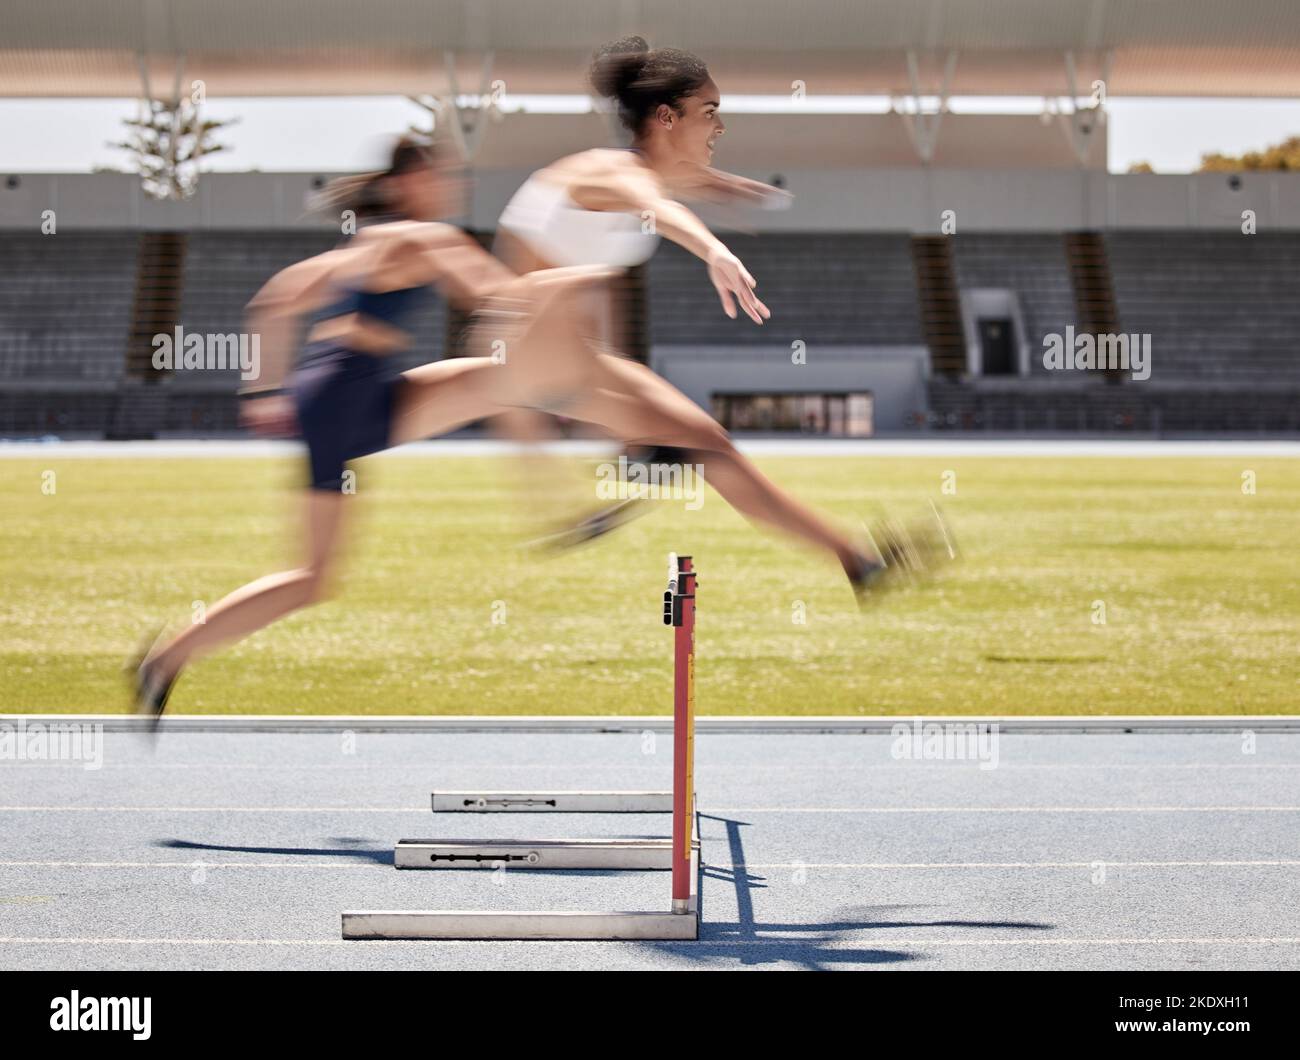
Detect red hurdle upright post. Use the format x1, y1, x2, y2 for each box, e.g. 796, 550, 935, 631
664, 553, 697, 914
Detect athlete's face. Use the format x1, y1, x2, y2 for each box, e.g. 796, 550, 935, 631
662, 77, 724, 165
392, 161, 467, 221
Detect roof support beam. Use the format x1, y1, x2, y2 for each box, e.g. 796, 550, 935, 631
1056, 48, 1112, 167
897, 49, 958, 165
408, 50, 500, 162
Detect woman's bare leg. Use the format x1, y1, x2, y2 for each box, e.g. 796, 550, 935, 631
501, 269, 865, 565
388, 357, 505, 444
388, 263, 615, 444
563, 354, 866, 568
388, 270, 616, 526
144, 490, 348, 678
385, 266, 865, 566
150, 353, 511, 679
398, 268, 867, 567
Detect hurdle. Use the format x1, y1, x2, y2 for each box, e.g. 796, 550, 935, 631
393, 789, 681, 870
428, 791, 673, 812
341, 553, 700, 940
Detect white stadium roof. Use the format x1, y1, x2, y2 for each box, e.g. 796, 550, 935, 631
2, 0, 1300, 98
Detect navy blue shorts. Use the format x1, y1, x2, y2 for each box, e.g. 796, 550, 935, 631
290, 344, 403, 492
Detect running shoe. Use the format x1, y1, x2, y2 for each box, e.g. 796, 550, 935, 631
850, 502, 958, 608
526, 444, 695, 552
523, 495, 649, 552
126, 629, 179, 733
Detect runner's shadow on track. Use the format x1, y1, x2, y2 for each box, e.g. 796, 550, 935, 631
158, 838, 394, 865
684, 814, 1054, 969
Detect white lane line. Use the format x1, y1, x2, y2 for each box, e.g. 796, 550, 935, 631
8, 762, 1300, 771
0, 936, 1297, 948
2, 805, 1299, 814
0, 806, 422, 813
726, 860, 1300, 869
710, 806, 1300, 813
1, 859, 1296, 871
0, 861, 375, 869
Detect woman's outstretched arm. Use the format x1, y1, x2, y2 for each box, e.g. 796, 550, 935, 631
567, 157, 771, 324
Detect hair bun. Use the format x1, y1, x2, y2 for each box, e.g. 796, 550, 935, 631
589, 35, 651, 99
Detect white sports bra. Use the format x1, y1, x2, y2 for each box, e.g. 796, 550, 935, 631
497, 174, 660, 268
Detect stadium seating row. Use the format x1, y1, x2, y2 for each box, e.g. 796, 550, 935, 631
0, 230, 1294, 434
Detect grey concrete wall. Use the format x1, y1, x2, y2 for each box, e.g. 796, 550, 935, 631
3, 170, 1298, 231
649, 344, 931, 433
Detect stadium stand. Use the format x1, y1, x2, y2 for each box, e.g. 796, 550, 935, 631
0, 227, 452, 436
647, 233, 924, 348
1106, 231, 1300, 381
950, 233, 1078, 374
3, 222, 1300, 438
0, 232, 136, 382
0, 232, 135, 436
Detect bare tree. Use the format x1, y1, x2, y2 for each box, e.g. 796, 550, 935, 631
110, 94, 236, 200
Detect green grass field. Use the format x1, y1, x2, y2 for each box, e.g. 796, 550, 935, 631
2, 451, 1296, 716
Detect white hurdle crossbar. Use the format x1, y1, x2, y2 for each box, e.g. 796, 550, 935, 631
394, 836, 692, 871
429, 790, 672, 813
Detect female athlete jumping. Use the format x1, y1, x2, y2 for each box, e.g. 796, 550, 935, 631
131, 137, 617, 720
479, 37, 939, 589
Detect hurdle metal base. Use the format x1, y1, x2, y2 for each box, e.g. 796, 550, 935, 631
431, 791, 673, 813
343, 844, 700, 941
394, 837, 697, 870
341, 909, 698, 941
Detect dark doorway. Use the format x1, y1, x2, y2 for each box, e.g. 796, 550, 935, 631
978, 318, 1016, 375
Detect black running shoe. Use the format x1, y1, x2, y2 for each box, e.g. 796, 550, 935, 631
846, 519, 915, 609
526, 444, 695, 553
844, 549, 890, 609
126, 630, 179, 733
523, 495, 650, 553
850, 503, 958, 609
623, 444, 695, 470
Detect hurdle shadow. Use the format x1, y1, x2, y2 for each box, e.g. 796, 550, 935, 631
647, 813, 1055, 970
158, 837, 393, 865
156, 837, 677, 880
